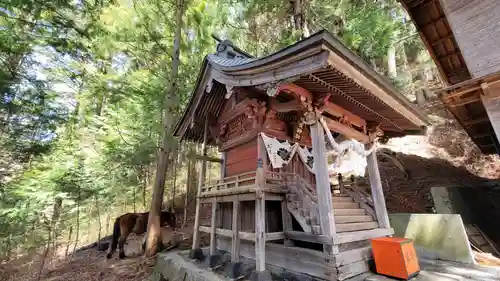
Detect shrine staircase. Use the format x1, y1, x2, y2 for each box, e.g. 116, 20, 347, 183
285, 174, 392, 237
284, 174, 394, 280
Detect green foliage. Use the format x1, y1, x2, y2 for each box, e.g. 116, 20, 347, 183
0, 0, 434, 259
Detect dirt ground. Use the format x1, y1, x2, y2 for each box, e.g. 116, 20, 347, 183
0, 217, 212, 281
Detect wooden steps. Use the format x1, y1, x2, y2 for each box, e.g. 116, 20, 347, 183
333, 193, 349, 197
334, 202, 360, 209
285, 183, 392, 281
465, 224, 500, 256
283, 177, 392, 281
336, 222, 379, 233
334, 208, 366, 216
335, 215, 373, 224
333, 228, 395, 245
332, 196, 354, 203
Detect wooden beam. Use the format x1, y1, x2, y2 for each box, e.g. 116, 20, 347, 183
472, 133, 491, 139
212, 50, 329, 89
231, 199, 240, 262
217, 236, 337, 281
439, 85, 480, 100
439, 71, 500, 94
265, 232, 285, 241
199, 226, 257, 242
200, 193, 259, 203
333, 228, 394, 245
480, 95, 500, 148
447, 96, 480, 107
255, 135, 267, 272
479, 144, 495, 148
192, 117, 209, 250
334, 246, 372, 267
322, 115, 370, 144
240, 231, 257, 242
326, 53, 426, 128
310, 121, 337, 255
481, 81, 500, 99
320, 100, 366, 129
199, 185, 287, 198
366, 148, 390, 229
277, 83, 313, 101
423, 17, 443, 28
437, 51, 461, 60
192, 155, 223, 163
284, 231, 334, 245
431, 34, 453, 46
309, 73, 405, 132
464, 117, 489, 126
338, 260, 370, 281
210, 200, 217, 255
220, 152, 226, 178
281, 200, 294, 246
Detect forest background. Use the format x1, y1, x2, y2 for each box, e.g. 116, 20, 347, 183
1, 0, 498, 264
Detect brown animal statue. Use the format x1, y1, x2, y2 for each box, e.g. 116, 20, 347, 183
106, 211, 176, 259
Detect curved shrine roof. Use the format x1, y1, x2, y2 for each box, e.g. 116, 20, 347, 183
174, 30, 429, 145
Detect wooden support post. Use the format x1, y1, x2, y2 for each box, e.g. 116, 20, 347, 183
481, 95, 500, 149
192, 117, 209, 250
210, 199, 217, 255
310, 121, 337, 255
255, 135, 267, 272
338, 174, 344, 194
221, 151, 226, 179
281, 200, 294, 246
231, 199, 240, 262
366, 149, 390, 229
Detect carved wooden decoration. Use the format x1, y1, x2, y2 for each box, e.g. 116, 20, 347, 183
263, 108, 290, 140
255, 78, 299, 97
367, 122, 384, 142
225, 84, 236, 99
206, 77, 214, 93
243, 100, 267, 130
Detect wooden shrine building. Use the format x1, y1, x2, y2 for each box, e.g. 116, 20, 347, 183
400, 0, 500, 154
173, 30, 428, 281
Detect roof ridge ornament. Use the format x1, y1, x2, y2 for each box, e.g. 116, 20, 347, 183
215, 39, 248, 59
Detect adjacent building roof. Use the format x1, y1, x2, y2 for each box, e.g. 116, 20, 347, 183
174, 30, 429, 144
399, 0, 499, 154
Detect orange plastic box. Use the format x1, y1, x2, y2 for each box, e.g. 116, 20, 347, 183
371, 237, 420, 280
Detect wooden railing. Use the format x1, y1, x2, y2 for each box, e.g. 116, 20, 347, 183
268, 172, 320, 223
268, 172, 317, 199
345, 184, 376, 218
200, 171, 318, 199
201, 171, 256, 193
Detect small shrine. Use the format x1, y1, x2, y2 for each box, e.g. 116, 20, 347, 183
173, 30, 428, 281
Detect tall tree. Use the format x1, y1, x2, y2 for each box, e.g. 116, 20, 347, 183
144, 0, 185, 257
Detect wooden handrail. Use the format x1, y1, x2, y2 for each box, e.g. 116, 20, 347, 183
347, 184, 373, 206
202, 171, 257, 193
